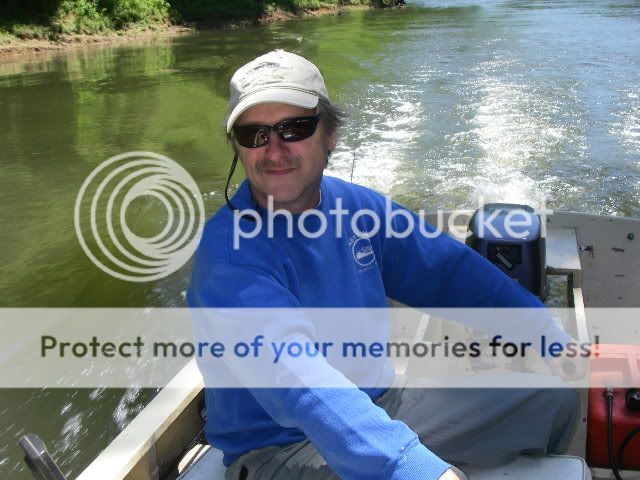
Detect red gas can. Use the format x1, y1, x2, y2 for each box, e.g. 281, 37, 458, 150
586, 345, 640, 469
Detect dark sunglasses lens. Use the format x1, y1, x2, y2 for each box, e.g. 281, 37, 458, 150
278, 118, 318, 142
235, 126, 269, 148
234, 116, 318, 148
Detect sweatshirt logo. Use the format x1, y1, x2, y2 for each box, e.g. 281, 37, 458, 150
350, 236, 375, 267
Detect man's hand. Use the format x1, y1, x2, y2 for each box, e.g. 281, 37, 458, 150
439, 468, 464, 480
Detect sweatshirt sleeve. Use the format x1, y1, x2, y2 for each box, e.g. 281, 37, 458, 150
188, 258, 452, 480
378, 201, 569, 346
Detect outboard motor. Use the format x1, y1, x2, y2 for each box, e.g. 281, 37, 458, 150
466, 203, 548, 300
18, 434, 66, 480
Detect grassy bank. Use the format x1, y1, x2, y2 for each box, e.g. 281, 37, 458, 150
0, 0, 399, 50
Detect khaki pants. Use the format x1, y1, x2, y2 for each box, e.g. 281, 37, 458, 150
225, 376, 577, 480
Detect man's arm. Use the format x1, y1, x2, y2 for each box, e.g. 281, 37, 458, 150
379, 201, 570, 345
188, 259, 453, 480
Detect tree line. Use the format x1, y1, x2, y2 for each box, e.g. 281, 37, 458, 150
0, 0, 397, 40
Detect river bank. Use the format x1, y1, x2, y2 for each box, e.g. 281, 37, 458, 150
0, 2, 396, 60
0, 24, 192, 60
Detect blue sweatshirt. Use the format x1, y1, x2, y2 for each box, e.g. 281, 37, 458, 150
187, 175, 564, 479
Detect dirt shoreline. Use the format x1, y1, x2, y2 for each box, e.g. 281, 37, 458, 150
0, 5, 375, 62
0, 25, 193, 61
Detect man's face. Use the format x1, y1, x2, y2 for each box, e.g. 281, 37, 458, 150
234, 103, 336, 213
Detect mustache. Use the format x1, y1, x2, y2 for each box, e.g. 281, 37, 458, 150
256, 156, 301, 172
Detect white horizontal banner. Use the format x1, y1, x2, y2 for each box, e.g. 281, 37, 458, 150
0, 308, 638, 388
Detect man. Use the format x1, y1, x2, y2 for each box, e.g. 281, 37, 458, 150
188, 50, 577, 480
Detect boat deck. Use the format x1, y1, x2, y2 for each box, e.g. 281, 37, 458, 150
176, 445, 592, 480
74, 211, 640, 480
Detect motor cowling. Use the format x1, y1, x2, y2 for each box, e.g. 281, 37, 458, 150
466, 203, 548, 300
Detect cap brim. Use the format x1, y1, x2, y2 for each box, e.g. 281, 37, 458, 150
226, 89, 320, 132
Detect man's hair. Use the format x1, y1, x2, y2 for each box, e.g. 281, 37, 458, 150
226, 100, 348, 156
318, 99, 347, 137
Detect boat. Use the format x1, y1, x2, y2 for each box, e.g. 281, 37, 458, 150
20, 208, 640, 480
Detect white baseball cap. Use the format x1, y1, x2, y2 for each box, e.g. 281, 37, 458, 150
226, 50, 331, 133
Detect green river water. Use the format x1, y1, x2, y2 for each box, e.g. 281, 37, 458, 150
1, 1, 639, 477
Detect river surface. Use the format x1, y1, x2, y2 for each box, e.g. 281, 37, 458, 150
1, 0, 639, 477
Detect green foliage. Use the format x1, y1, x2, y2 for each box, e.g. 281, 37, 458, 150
168, 0, 263, 22
52, 0, 110, 34
100, 0, 170, 28
339, 0, 373, 5
169, 0, 380, 23
0, 0, 388, 39
290, 0, 332, 9
0, 30, 13, 44
10, 23, 54, 39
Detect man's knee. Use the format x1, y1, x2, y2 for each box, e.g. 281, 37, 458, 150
544, 387, 579, 453
548, 387, 579, 420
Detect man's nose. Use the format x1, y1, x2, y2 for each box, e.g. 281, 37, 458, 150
264, 130, 287, 159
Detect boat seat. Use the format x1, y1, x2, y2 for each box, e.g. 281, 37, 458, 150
177, 446, 591, 480
177, 445, 225, 480
464, 454, 591, 480
546, 226, 583, 287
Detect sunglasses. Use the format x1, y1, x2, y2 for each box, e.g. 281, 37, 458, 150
233, 115, 321, 148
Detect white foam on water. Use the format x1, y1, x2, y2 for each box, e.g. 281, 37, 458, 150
454, 56, 579, 209
330, 86, 424, 196
60, 413, 82, 454
610, 85, 640, 152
